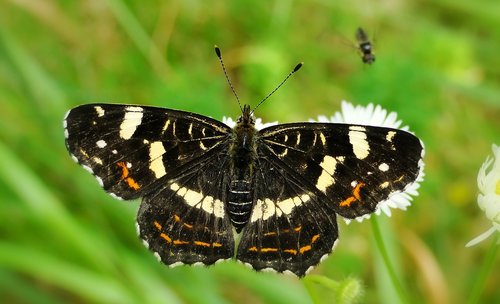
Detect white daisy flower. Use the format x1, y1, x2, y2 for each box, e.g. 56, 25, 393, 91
466, 144, 500, 247
311, 101, 425, 223
223, 116, 278, 130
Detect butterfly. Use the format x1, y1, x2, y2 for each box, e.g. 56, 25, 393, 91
64, 47, 423, 277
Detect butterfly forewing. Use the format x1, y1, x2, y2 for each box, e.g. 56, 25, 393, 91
64, 104, 231, 199
260, 123, 423, 219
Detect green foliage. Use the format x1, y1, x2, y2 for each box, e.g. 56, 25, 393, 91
0, 0, 499, 303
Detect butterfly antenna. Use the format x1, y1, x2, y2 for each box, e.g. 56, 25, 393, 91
215, 46, 243, 113
251, 62, 303, 115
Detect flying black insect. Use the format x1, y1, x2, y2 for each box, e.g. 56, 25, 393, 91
355, 27, 375, 64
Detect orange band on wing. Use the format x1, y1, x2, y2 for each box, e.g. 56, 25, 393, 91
117, 162, 140, 190
340, 182, 365, 207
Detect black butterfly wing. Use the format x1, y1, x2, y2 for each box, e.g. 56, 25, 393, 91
237, 122, 423, 276
137, 146, 235, 265
64, 104, 231, 199
236, 154, 338, 276
64, 104, 235, 264
259, 123, 423, 218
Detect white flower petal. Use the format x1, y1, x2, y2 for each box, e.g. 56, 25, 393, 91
255, 118, 278, 130
468, 144, 500, 247
222, 116, 236, 128
222, 116, 277, 130
466, 226, 497, 247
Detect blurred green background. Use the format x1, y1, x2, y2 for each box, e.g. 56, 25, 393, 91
1, 0, 499, 303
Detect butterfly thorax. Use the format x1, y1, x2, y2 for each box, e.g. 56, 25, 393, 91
227, 105, 258, 232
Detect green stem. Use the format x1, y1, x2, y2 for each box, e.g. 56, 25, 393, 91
371, 217, 410, 304
305, 274, 340, 290
467, 233, 499, 304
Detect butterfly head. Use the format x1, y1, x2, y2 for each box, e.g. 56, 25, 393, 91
237, 104, 255, 127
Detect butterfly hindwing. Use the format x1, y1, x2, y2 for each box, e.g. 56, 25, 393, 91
64, 104, 231, 200
237, 155, 338, 276
260, 123, 423, 219
137, 151, 235, 265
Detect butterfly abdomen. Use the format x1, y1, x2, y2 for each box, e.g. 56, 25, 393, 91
227, 180, 253, 232
227, 107, 259, 232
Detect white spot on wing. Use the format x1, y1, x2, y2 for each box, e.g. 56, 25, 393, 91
316, 155, 337, 192
119, 107, 143, 139
277, 148, 288, 158
96, 140, 107, 148
135, 222, 141, 235
215, 259, 228, 265
169, 183, 225, 218
109, 193, 124, 201
349, 125, 366, 132
95, 176, 104, 186
82, 165, 94, 174
261, 267, 277, 273
250, 195, 310, 222
349, 130, 370, 159
305, 265, 316, 275
319, 132, 326, 146
379, 163, 389, 171
64, 129, 69, 138
243, 262, 253, 270
169, 261, 184, 268
162, 120, 170, 133
154, 252, 162, 262
94, 106, 105, 117
386, 131, 396, 142
386, 131, 397, 150
63, 109, 70, 121
149, 141, 166, 178
93, 157, 103, 165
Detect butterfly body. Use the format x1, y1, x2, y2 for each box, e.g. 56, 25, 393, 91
64, 103, 423, 276
227, 104, 258, 232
